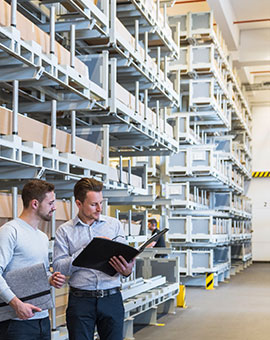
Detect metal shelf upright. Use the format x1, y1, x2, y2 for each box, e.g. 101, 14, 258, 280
162, 10, 253, 287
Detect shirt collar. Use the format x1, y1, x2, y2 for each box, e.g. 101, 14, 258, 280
73, 215, 106, 227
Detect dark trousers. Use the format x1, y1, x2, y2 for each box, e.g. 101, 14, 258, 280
0, 317, 51, 340
66, 291, 124, 340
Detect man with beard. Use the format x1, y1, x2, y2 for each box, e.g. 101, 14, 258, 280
53, 177, 135, 340
0, 179, 66, 340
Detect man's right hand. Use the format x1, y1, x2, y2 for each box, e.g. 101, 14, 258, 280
145, 241, 156, 248
9, 296, 42, 319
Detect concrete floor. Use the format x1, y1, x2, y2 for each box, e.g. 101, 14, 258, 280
134, 263, 270, 340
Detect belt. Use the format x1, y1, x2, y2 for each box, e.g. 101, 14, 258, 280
70, 286, 120, 298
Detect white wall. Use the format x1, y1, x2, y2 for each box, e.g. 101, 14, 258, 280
247, 105, 270, 260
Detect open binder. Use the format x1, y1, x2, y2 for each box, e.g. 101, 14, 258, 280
72, 228, 169, 276
0, 263, 54, 321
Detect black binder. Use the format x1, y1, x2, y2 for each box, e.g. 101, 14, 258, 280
72, 228, 169, 276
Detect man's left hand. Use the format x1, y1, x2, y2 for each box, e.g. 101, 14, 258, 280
49, 272, 66, 288
109, 256, 135, 277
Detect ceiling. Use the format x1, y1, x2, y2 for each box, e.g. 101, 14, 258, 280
207, 0, 270, 107
167, 0, 270, 107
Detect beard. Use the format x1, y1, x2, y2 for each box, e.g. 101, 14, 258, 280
37, 209, 53, 222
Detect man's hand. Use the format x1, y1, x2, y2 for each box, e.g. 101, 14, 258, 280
109, 256, 135, 277
49, 272, 66, 289
146, 241, 156, 248
9, 296, 41, 320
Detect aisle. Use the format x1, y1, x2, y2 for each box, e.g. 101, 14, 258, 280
133, 263, 270, 340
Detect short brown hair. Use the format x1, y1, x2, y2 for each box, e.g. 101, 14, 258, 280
148, 218, 157, 226
74, 178, 103, 202
22, 179, 55, 208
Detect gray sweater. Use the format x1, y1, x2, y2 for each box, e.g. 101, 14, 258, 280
0, 218, 50, 320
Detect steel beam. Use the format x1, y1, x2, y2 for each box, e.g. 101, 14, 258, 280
0, 66, 44, 82
19, 100, 94, 112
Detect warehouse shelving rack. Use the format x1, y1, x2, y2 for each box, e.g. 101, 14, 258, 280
122, 256, 179, 339
106, 57, 179, 155
105, 8, 253, 289
166, 216, 231, 245
169, 113, 206, 145
171, 248, 231, 287
37, 0, 180, 142
0, 1, 181, 339
0, 106, 150, 198
116, 0, 179, 58
0, 0, 180, 157
209, 135, 251, 179
169, 11, 252, 136
160, 182, 232, 286
231, 241, 252, 263
165, 144, 244, 192
176, 78, 231, 132
115, 208, 148, 243
161, 10, 253, 287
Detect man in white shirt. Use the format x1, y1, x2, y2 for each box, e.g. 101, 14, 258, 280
0, 179, 66, 340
